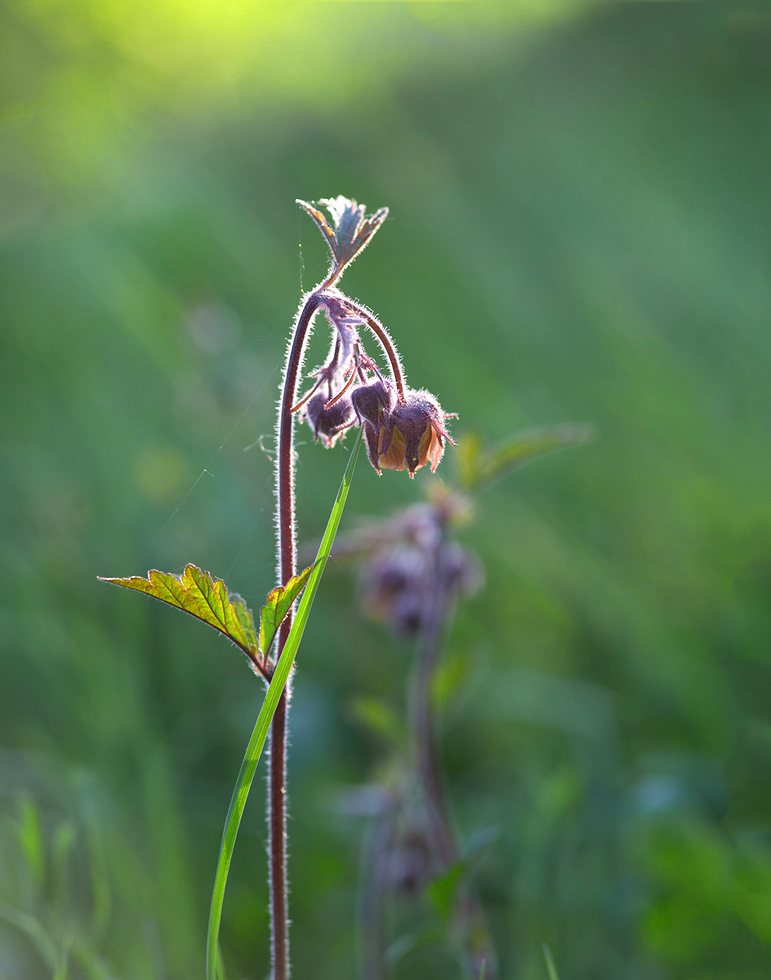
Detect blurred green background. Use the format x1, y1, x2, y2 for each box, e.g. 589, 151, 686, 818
2, 0, 771, 977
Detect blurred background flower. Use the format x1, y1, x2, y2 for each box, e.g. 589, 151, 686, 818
2, 1, 771, 978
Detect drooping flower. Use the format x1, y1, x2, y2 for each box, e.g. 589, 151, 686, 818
304, 392, 354, 448
351, 377, 397, 472
377, 389, 455, 478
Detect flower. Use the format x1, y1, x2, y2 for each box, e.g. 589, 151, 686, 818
351, 377, 397, 471
377, 389, 455, 477
304, 391, 354, 447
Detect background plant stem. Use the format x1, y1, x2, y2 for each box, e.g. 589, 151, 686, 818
411, 535, 498, 980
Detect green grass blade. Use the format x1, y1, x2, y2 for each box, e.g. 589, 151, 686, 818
206, 431, 362, 980
542, 943, 560, 980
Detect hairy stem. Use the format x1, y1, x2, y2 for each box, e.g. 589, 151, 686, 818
338, 296, 407, 401
270, 290, 322, 979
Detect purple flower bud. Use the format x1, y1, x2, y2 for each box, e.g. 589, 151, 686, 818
304, 392, 354, 448
351, 378, 397, 472
378, 389, 455, 478
363, 544, 426, 617
391, 592, 424, 637
351, 377, 396, 430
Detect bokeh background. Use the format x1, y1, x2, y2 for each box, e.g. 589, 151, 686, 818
2, 1, 771, 977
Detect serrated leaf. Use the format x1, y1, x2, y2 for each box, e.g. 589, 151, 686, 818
99, 564, 258, 662
259, 565, 312, 658
297, 200, 337, 259
298, 196, 388, 275
457, 424, 593, 492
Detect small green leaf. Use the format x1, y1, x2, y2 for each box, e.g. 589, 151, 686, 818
426, 862, 464, 921
298, 197, 388, 274
259, 566, 312, 658
431, 646, 472, 709
99, 565, 259, 665
456, 432, 484, 491
457, 424, 593, 492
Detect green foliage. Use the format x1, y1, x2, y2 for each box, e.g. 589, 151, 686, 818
456, 426, 592, 493
0, 794, 114, 980
259, 566, 312, 661
426, 863, 464, 923
542, 944, 560, 980
100, 564, 261, 662
100, 563, 313, 680
3, 2, 771, 978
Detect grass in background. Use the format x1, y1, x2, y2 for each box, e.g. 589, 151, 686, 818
2, 1, 771, 978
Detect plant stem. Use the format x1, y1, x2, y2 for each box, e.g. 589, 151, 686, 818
359, 805, 393, 980
412, 572, 456, 869
270, 261, 403, 979
411, 536, 498, 980
338, 295, 407, 401
270, 289, 323, 979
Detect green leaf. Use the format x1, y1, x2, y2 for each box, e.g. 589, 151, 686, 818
431, 645, 472, 709
542, 943, 560, 980
99, 564, 259, 665
457, 424, 593, 492
17, 796, 44, 893
206, 431, 362, 980
426, 862, 464, 921
298, 197, 388, 274
259, 565, 312, 658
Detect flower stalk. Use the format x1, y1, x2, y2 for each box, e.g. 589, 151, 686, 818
269, 197, 456, 978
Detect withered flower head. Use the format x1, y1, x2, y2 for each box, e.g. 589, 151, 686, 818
304, 392, 354, 448
378, 389, 455, 478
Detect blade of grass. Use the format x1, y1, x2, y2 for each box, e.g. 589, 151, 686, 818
542, 943, 560, 980
206, 431, 362, 980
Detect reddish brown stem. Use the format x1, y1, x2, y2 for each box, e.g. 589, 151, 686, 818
338, 296, 407, 402
269, 290, 322, 980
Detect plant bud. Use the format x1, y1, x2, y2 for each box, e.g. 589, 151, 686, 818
351, 378, 397, 472
362, 544, 428, 633
391, 592, 425, 637
304, 392, 354, 448
378, 389, 454, 477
